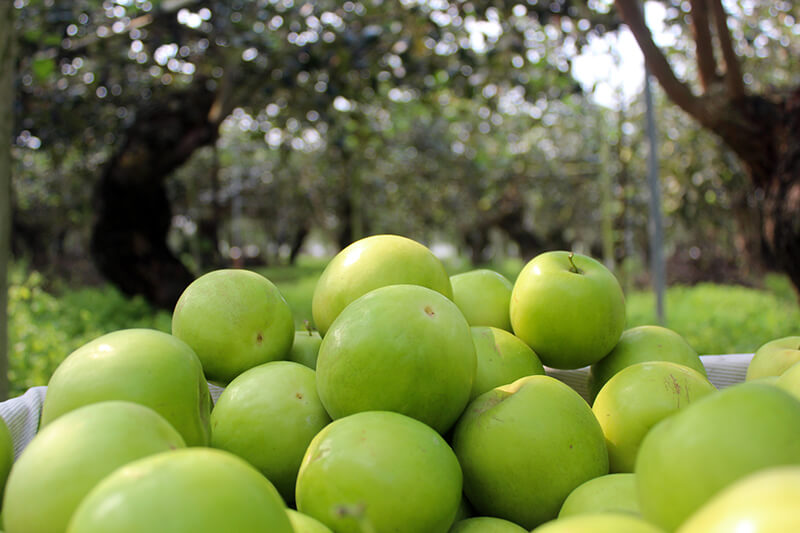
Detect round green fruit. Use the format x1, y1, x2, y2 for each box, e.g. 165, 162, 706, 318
510, 251, 625, 369
295, 411, 463, 533
289, 330, 323, 369
311, 234, 452, 336
450, 269, 513, 331
589, 325, 705, 401
452, 375, 609, 529
210, 361, 331, 505
3, 401, 185, 533
316, 284, 476, 434
677, 466, 800, 533
558, 473, 640, 518
0, 415, 13, 500
469, 326, 544, 401
534, 513, 664, 533
635, 382, 800, 532
592, 361, 716, 473
66, 448, 293, 533
172, 269, 295, 384
746, 335, 800, 380
449, 517, 528, 533
40, 328, 210, 446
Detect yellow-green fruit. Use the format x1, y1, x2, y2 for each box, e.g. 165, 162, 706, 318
678, 466, 800, 532
449, 517, 528, 533
210, 361, 331, 505
452, 375, 609, 529
296, 411, 463, 533
3, 401, 185, 533
559, 473, 640, 518
469, 326, 545, 401
592, 362, 716, 473
450, 269, 513, 331
287, 510, 333, 533
40, 328, 210, 446
533, 513, 664, 533
311, 234, 453, 336
636, 382, 800, 532
289, 330, 323, 369
66, 448, 293, 533
172, 269, 295, 384
0, 416, 14, 500
589, 325, 705, 401
747, 336, 800, 380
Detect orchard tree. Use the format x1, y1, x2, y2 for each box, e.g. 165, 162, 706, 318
614, 0, 800, 296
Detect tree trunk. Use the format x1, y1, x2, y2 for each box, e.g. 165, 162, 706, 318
91, 82, 219, 309
0, 0, 15, 400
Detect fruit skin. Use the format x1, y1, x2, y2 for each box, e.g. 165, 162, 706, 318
533, 513, 664, 533
286, 510, 333, 533
449, 516, 528, 533
588, 325, 705, 401
558, 473, 640, 518
592, 361, 716, 473
635, 382, 800, 532
677, 466, 800, 533
172, 269, 295, 384
746, 335, 800, 380
295, 411, 463, 533
3, 401, 186, 533
39, 328, 211, 446
316, 284, 476, 434
0, 415, 14, 499
311, 234, 453, 336
288, 330, 323, 369
509, 251, 626, 369
65, 448, 293, 533
469, 326, 545, 401
452, 375, 609, 530
450, 269, 514, 331
209, 361, 331, 505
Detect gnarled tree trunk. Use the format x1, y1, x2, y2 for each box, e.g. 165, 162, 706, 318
91, 82, 219, 309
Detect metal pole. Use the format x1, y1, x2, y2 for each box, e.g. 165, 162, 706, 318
644, 68, 665, 324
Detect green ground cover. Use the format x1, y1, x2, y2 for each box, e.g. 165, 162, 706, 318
6, 258, 799, 398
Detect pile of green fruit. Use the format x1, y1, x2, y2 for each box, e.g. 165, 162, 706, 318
1, 233, 800, 533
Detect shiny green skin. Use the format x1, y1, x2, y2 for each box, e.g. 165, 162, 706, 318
746, 336, 800, 380
510, 251, 626, 369
210, 361, 331, 505
316, 284, 476, 434
592, 362, 716, 473
0, 416, 13, 502
452, 375, 609, 530
286, 510, 334, 533
172, 269, 295, 384
40, 328, 211, 446
450, 269, 513, 331
3, 401, 185, 533
449, 517, 528, 533
296, 411, 463, 533
636, 382, 800, 532
589, 326, 705, 401
311, 234, 453, 336
776, 360, 800, 398
288, 330, 323, 369
469, 326, 545, 401
558, 473, 640, 518
66, 448, 292, 533
533, 513, 664, 533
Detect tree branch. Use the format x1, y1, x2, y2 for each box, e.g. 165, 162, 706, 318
614, 0, 708, 124
709, 0, 745, 99
689, 0, 718, 92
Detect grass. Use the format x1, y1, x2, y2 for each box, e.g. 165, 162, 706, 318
6, 258, 800, 397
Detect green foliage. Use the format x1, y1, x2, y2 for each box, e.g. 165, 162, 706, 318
7, 265, 171, 397
626, 275, 800, 356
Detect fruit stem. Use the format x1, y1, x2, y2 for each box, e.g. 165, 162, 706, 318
567, 252, 583, 274
303, 319, 314, 335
